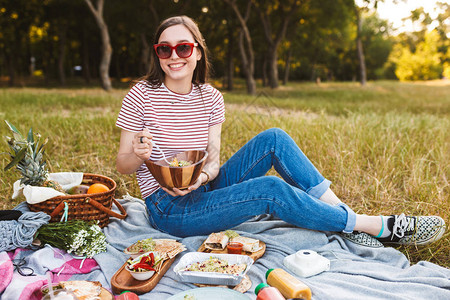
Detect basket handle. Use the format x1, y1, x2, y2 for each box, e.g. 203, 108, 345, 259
49, 198, 128, 220
50, 201, 67, 219
87, 197, 128, 220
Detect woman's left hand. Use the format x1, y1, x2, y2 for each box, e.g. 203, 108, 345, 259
160, 176, 204, 197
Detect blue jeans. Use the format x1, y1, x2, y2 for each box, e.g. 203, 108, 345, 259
145, 128, 356, 237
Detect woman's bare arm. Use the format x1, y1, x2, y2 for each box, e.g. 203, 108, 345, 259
116, 128, 153, 174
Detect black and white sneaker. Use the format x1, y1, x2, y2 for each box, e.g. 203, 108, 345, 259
377, 214, 446, 245
341, 232, 383, 248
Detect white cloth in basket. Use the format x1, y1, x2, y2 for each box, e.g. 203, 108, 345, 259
12, 172, 83, 204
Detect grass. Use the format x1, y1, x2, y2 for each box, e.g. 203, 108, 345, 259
0, 80, 449, 268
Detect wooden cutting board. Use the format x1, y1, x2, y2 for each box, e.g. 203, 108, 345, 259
99, 287, 114, 299
111, 257, 175, 295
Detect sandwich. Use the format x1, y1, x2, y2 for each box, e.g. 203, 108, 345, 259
204, 232, 229, 250
58, 281, 102, 300
231, 236, 261, 253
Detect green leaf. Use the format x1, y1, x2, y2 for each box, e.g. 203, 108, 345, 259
27, 128, 34, 144
5, 120, 24, 141
4, 147, 27, 171
5, 120, 20, 134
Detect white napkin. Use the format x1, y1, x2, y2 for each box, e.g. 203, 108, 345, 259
48, 172, 84, 191
12, 172, 84, 204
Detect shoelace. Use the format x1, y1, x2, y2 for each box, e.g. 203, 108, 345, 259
391, 213, 416, 239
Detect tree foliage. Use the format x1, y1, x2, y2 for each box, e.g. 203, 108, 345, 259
387, 3, 449, 81
390, 30, 443, 81
0, 0, 448, 89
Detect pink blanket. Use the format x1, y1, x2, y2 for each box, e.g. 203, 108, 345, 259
0, 247, 99, 300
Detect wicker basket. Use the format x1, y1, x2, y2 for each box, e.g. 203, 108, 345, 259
28, 173, 127, 228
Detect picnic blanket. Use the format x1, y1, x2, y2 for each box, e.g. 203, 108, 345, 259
1, 196, 449, 299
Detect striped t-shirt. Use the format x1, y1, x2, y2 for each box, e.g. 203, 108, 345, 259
116, 81, 225, 198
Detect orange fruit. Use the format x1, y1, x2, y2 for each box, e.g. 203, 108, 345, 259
87, 183, 110, 194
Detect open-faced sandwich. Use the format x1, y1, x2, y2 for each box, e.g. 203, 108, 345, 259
42, 280, 102, 300
124, 238, 156, 257
125, 238, 186, 260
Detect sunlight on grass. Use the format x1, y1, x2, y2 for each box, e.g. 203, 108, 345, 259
0, 81, 449, 267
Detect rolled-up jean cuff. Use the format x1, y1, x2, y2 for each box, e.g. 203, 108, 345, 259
337, 203, 357, 233
306, 178, 331, 199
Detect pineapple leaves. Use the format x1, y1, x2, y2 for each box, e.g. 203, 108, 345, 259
3, 121, 50, 186
27, 127, 34, 144
5, 120, 20, 134
4, 147, 27, 171
5, 120, 24, 141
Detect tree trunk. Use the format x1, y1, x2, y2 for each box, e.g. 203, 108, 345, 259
238, 31, 256, 95
140, 32, 151, 75
58, 25, 67, 86
115, 52, 121, 80
98, 23, 112, 90
5, 51, 15, 87
268, 47, 278, 88
149, 0, 159, 25
84, 0, 112, 91
355, 6, 367, 86
225, 25, 234, 91
262, 55, 268, 87
42, 36, 50, 85
310, 64, 316, 82
82, 27, 91, 84
226, 58, 234, 91
282, 47, 292, 85
225, 0, 256, 95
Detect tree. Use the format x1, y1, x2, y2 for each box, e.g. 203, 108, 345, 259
279, 0, 355, 82
436, 2, 450, 78
354, 4, 367, 85
252, 0, 301, 89
44, 0, 84, 86
353, 0, 389, 85
224, 0, 256, 95
83, 0, 112, 91
0, 0, 43, 86
353, 0, 377, 85
390, 30, 442, 81
361, 12, 393, 79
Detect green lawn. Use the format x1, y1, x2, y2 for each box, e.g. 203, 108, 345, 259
0, 80, 449, 267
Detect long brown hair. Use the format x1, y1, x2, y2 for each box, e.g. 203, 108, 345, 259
142, 15, 210, 88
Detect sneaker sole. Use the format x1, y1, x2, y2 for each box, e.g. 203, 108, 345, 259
340, 232, 384, 248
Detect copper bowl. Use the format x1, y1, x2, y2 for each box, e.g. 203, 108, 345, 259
145, 150, 208, 190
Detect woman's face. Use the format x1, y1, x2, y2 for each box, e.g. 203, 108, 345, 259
157, 24, 201, 91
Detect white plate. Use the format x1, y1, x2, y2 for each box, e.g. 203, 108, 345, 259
168, 287, 250, 300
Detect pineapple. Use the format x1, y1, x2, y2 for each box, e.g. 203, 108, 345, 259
4, 120, 65, 193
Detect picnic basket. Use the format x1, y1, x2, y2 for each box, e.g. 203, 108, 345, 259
27, 173, 127, 228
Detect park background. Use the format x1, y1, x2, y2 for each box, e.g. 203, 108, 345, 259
0, 1, 449, 268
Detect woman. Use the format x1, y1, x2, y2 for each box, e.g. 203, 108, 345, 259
116, 16, 445, 247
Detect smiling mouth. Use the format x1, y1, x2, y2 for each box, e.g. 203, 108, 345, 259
169, 63, 185, 69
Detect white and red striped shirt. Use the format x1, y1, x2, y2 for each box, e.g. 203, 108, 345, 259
116, 81, 225, 198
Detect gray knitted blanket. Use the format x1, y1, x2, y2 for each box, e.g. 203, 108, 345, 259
8, 197, 450, 299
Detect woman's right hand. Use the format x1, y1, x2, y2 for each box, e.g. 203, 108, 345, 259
132, 128, 153, 161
